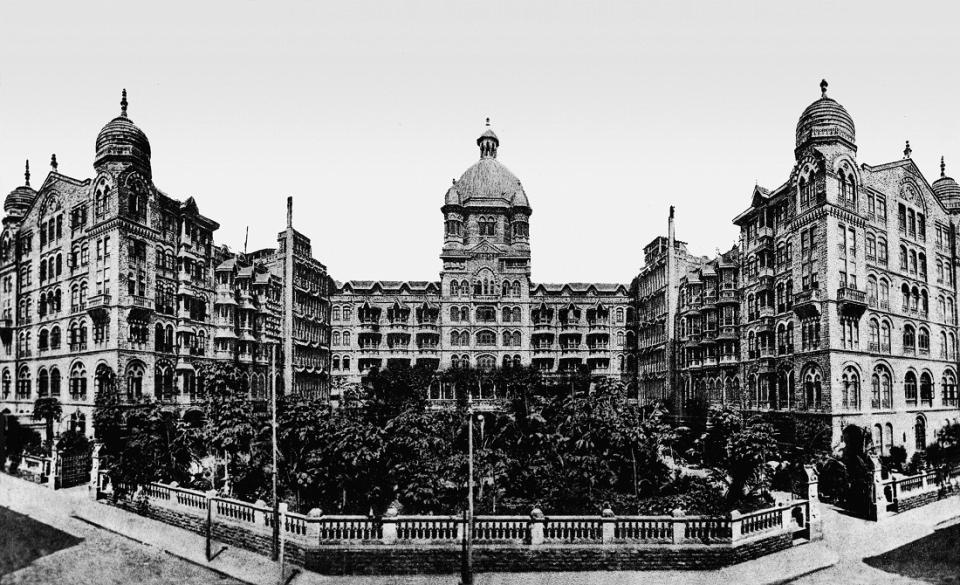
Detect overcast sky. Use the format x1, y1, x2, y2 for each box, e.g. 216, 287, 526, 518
2, 1, 959, 284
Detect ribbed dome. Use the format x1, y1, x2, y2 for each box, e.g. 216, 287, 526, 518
94, 90, 152, 176
796, 80, 855, 150
933, 157, 960, 210
4, 161, 36, 217
4, 185, 36, 216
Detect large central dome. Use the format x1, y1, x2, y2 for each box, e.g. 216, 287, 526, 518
445, 123, 530, 209
795, 80, 856, 151
94, 89, 152, 177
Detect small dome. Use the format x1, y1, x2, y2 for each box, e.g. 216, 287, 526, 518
4, 161, 36, 217
796, 80, 855, 150
511, 189, 530, 208
933, 157, 960, 210
94, 90, 152, 176
444, 183, 462, 206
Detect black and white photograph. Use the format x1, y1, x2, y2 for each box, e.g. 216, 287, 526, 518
1, 1, 959, 584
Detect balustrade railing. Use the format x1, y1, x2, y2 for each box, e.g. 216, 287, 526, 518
94, 473, 818, 559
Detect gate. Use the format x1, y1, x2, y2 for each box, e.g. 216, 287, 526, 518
57, 452, 92, 488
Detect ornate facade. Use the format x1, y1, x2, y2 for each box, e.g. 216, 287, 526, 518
728, 80, 960, 455
0, 92, 331, 439
330, 123, 635, 390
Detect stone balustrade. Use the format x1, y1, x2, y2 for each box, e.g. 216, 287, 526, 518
93, 469, 820, 574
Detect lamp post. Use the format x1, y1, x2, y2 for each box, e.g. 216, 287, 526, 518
460, 391, 474, 585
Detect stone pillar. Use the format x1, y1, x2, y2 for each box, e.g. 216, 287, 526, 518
802, 464, 824, 538
671, 507, 685, 544
866, 455, 890, 522
46, 447, 58, 490
381, 502, 399, 544
253, 499, 268, 527
528, 505, 545, 546
601, 503, 616, 544
88, 444, 102, 500
729, 510, 743, 543
306, 508, 323, 544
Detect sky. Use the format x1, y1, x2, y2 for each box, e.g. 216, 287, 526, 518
2, 1, 960, 284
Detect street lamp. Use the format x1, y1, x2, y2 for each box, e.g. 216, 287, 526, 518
460, 389, 478, 585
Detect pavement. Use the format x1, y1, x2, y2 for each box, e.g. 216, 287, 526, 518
0, 473, 850, 584
790, 498, 960, 585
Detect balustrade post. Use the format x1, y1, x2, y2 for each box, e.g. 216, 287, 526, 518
254, 499, 268, 527
528, 505, 544, 546
88, 445, 102, 500
381, 503, 399, 544
867, 455, 890, 521
670, 508, 685, 544
801, 465, 823, 538
601, 503, 616, 544
729, 510, 743, 543
46, 447, 58, 490
307, 508, 323, 544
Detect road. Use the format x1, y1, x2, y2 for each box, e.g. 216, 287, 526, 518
790, 498, 960, 585
0, 476, 241, 585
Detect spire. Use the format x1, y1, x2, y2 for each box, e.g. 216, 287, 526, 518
24, 160, 30, 187
120, 88, 128, 118
942, 156, 946, 178
50, 154, 58, 172
904, 140, 912, 159
820, 79, 828, 98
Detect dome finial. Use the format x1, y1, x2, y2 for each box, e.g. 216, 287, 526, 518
50, 154, 58, 172
121, 88, 128, 117
820, 79, 828, 98
24, 160, 30, 187
941, 156, 946, 178
904, 140, 912, 159
485, 117, 490, 127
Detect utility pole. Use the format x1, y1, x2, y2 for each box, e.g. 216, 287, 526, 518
460, 392, 474, 585
270, 343, 279, 562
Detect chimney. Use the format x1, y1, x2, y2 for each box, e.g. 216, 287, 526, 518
287, 196, 293, 228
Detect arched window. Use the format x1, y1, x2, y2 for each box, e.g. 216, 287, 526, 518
942, 371, 958, 407
920, 372, 934, 406
38, 368, 49, 397
903, 324, 916, 352
868, 319, 879, 351
476, 330, 496, 346
905, 371, 918, 404
881, 321, 891, 353
69, 362, 86, 399
49, 367, 60, 397
884, 423, 894, 455
842, 366, 860, 410
1, 369, 9, 399
871, 370, 881, 409
38, 329, 49, 352
803, 366, 822, 408
342, 331, 350, 346
332, 331, 340, 345
126, 362, 144, 401
915, 415, 927, 451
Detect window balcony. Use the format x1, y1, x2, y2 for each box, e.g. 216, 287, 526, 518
837, 287, 867, 318
719, 289, 739, 304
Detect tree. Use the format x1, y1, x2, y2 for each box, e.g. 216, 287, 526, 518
1, 412, 42, 472
32, 397, 62, 453
199, 363, 258, 496
698, 406, 780, 507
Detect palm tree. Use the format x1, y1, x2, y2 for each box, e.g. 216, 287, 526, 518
32, 397, 63, 454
